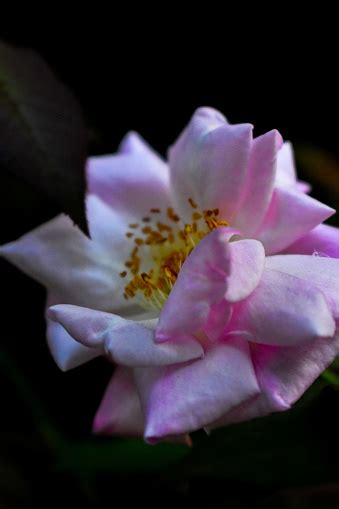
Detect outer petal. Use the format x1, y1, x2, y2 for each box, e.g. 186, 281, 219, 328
228, 267, 335, 345
46, 293, 102, 371
46, 318, 101, 372
208, 333, 339, 429
266, 254, 339, 320
93, 367, 144, 436
156, 230, 265, 342
275, 141, 310, 193
87, 131, 171, 218
47, 305, 203, 367
0, 214, 119, 311
168, 107, 253, 222
234, 130, 283, 235
275, 142, 297, 188
282, 224, 339, 258
256, 186, 334, 254
135, 336, 259, 442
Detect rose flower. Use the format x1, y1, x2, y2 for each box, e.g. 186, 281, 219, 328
2, 108, 339, 443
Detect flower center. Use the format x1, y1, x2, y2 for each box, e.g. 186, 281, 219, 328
120, 198, 228, 310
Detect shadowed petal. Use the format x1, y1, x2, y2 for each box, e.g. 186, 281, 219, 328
93, 367, 193, 444
47, 305, 203, 367
93, 368, 144, 436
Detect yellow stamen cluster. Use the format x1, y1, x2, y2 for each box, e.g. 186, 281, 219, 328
121, 198, 228, 310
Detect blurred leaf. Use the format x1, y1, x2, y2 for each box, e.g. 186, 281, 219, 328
181, 383, 339, 487
322, 369, 339, 386
0, 459, 31, 507
0, 41, 88, 234
0, 346, 63, 451
321, 356, 339, 386
261, 484, 339, 509
57, 437, 189, 476
296, 146, 339, 195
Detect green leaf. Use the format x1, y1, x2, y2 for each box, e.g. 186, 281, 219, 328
0, 41, 88, 234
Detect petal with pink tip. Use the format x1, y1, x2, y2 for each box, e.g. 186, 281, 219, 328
228, 267, 335, 346
156, 231, 265, 341
93, 368, 144, 436
87, 131, 171, 218
168, 107, 253, 221
208, 333, 339, 430
47, 305, 203, 367
234, 129, 283, 235
257, 186, 334, 254
135, 336, 259, 441
282, 224, 339, 258
266, 254, 339, 320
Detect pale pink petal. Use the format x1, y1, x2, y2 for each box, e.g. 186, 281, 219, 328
156, 231, 265, 342
47, 305, 203, 367
275, 142, 297, 188
225, 239, 266, 302
256, 186, 334, 254
93, 368, 144, 436
234, 130, 283, 235
46, 318, 101, 371
266, 254, 339, 320
282, 224, 339, 258
118, 130, 152, 155
168, 107, 253, 222
296, 181, 312, 193
275, 142, 310, 192
208, 333, 339, 429
0, 214, 119, 311
228, 267, 335, 345
86, 194, 131, 261
85, 194, 142, 303
87, 131, 171, 218
134, 336, 259, 441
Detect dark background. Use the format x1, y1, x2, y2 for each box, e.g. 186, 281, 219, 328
1, 23, 339, 508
